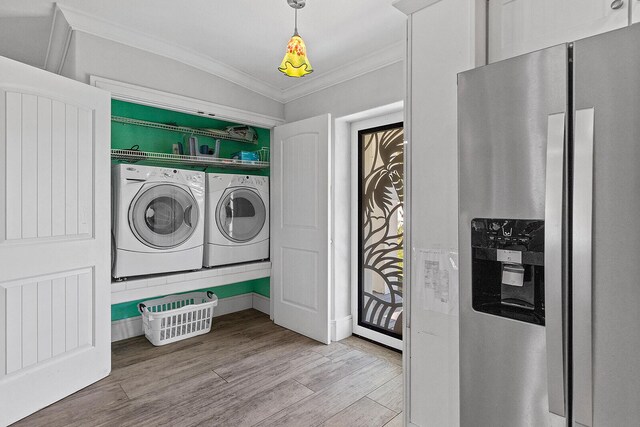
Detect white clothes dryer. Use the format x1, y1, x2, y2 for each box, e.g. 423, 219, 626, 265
112, 164, 205, 279
204, 174, 269, 267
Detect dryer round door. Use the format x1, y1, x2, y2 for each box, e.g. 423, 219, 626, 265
216, 188, 266, 243
129, 183, 199, 249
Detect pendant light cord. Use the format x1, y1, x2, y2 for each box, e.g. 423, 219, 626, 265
294, 8, 299, 36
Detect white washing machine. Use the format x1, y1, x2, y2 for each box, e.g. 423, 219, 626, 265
204, 174, 269, 267
112, 164, 205, 279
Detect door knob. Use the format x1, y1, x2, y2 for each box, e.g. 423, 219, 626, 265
611, 0, 624, 9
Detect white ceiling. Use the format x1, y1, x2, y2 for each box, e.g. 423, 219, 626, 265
0, 0, 406, 97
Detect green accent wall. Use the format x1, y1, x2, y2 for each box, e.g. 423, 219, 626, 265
112, 277, 270, 321
111, 100, 270, 176
253, 278, 270, 297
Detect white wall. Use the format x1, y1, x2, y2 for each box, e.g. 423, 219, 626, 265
402, 0, 484, 426
0, 16, 51, 68
284, 62, 404, 123
284, 62, 405, 340
62, 31, 284, 120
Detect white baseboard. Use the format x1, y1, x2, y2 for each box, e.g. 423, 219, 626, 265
111, 316, 145, 342
111, 293, 270, 342
252, 293, 270, 315
214, 293, 254, 317
331, 315, 353, 342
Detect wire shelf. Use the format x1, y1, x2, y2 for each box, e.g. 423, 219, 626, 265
111, 116, 258, 144
111, 149, 269, 170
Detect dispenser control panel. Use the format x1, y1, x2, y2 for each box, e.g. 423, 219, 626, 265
471, 218, 545, 326
471, 219, 544, 252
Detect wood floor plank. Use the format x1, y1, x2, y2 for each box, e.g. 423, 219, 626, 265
14, 378, 129, 427
136, 367, 229, 405
109, 340, 225, 398
237, 318, 285, 339
340, 335, 402, 366
367, 373, 404, 413
213, 337, 320, 383
254, 359, 402, 427
197, 331, 302, 372
82, 376, 228, 427
293, 348, 378, 392
111, 335, 204, 370
169, 352, 330, 426
119, 362, 225, 399
319, 397, 397, 427
195, 379, 314, 427
218, 350, 330, 394
308, 341, 353, 359
384, 412, 404, 427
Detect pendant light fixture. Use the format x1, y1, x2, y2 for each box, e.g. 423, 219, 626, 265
278, 0, 313, 77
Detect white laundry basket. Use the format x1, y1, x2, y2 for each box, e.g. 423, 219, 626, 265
138, 291, 218, 346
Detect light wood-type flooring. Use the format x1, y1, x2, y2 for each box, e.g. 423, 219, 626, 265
16, 309, 403, 427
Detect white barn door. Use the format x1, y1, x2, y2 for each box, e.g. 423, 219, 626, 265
272, 114, 331, 344
0, 56, 111, 425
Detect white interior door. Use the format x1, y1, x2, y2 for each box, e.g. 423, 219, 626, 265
0, 56, 111, 425
272, 114, 331, 344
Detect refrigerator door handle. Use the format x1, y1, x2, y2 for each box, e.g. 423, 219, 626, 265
573, 108, 595, 427
544, 112, 567, 418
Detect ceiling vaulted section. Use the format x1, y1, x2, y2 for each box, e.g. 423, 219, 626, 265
0, 0, 406, 102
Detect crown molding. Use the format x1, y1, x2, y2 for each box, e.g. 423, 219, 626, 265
280, 40, 404, 103
44, 5, 73, 73
50, 4, 405, 105
54, 4, 284, 102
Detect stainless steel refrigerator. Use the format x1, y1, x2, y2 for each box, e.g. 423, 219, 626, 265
458, 24, 640, 427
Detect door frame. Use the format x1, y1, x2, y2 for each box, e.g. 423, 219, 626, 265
350, 110, 404, 350
90, 76, 285, 128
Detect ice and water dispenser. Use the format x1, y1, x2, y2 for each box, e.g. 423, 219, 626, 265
471, 219, 545, 325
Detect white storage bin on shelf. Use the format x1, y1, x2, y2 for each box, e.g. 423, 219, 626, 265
138, 291, 218, 346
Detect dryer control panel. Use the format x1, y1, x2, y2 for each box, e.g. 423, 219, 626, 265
231, 174, 268, 188
114, 164, 204, 190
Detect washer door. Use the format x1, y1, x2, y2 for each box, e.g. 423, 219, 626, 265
129, 183, 199, 249
217, 188, 266, 243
